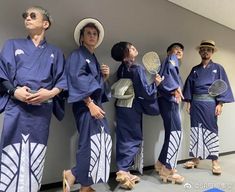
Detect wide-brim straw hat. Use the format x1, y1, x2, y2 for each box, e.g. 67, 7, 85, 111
74, 18, 104, 48
196, 40, 218, 52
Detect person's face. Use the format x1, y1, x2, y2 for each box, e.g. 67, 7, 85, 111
199, 47, 214, 60
128, 45, 138, 60
169, 46, 183, 60
23, 8, 49, 32
80, 27, 99, 48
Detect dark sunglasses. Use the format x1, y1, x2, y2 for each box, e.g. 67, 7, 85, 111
22, 12, 37, 20
200, 48, 213, 52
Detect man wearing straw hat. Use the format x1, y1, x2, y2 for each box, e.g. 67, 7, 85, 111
63, 18, 112, 192
183, 40, 234, 175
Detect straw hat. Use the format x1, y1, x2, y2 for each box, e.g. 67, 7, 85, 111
74, 18, 104, 48
196, 40, 218, 52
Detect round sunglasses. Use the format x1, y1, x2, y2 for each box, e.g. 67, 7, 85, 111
22, 12, 50, 24
22, 12, 37, 20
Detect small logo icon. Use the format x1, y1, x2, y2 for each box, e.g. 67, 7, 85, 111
184, 182, 192, 189
169, 59, 176, 66
15, 49, 24, 56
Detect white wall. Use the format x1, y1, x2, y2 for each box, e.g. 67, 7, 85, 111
0, 0, 235, 184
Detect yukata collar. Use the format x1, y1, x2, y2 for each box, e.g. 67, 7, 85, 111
200, 59, 213, 68
27, 36, 47, 48
80, 45, 95, 56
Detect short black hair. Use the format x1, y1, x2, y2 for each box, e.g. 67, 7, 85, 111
111, 41, 132, 62
167, 42, 184, 52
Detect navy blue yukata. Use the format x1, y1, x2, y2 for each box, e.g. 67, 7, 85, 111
0, 37, 67, 192
157, 54, 183, 170
66, 46, 112, 186
183, 61, 234, 160
115, 62, 159, 173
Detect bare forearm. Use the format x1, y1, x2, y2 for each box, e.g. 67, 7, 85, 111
49, 87, 62, 98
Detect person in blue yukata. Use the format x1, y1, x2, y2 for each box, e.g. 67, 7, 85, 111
111, 42, 162, 189
154, 43, 185, 184
183, 40, 234, 175
0, 6, 67, 192
63, 18, 112, 192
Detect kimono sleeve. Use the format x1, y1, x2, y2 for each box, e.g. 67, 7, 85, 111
159, 54, 181, 93
66, 51, 102, 103
51, 48, 67, 121
183, 68, 194, 102
133, 65, 157, 100
0, 40, 15, 113
134, 65, 159, 115
101, 80, 111, 103
216, 65, 234, 103
52, 48, 67, 90
0, 40, 17, 83
0, 55, 9, 81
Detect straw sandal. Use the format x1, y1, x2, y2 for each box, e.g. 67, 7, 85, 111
128, 172, 140, 183
212, 161, 222, 175
116, 171, 135, 189
120, 180, 135, 190
63, 170, 76, 192
63, 170, 71, 192
212, 165, 222, 175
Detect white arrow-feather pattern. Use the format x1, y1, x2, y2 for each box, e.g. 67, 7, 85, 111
0, 134, 47, 192
190, 123, 219, 159
89, 126, 112, 183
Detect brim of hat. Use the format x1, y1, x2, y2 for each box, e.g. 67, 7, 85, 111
196, 45, 218, 52
74, 18, 104, 48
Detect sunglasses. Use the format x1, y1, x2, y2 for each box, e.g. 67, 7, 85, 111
22, 12, 37, 20
200, 48, 213, 52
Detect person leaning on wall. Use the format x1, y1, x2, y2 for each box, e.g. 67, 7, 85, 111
183, 40, 234, 175
0, 6, 67, 192
111, 41, 162, 189
154, 42, 185, 184
63, 18, 112, 192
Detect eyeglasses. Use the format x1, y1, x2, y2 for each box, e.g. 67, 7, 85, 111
22, 12, 37, 20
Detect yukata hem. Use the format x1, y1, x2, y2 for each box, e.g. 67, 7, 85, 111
189, 152, 218, 160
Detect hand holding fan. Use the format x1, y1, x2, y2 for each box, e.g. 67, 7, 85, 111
142, 51, 161, 75
208, 79, 228, 96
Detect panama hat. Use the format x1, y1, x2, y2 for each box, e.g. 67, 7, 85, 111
196, 40, 218, 52
74, 18, 104, 48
